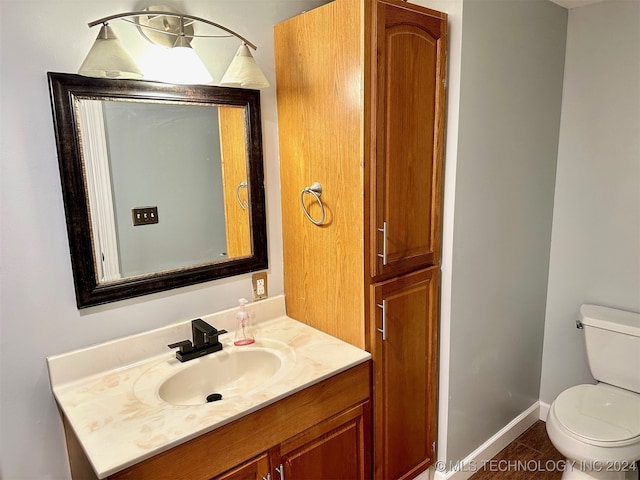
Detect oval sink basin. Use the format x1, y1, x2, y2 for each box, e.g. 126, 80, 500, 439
133, 340, 297, 407
158, 349, 282, 406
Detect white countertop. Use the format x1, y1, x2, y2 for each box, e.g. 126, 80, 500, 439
47, 296, 370, 478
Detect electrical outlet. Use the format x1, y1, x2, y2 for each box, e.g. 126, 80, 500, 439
252, 272, 268, 300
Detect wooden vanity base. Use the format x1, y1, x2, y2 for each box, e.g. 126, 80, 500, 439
63, 361, 371, 480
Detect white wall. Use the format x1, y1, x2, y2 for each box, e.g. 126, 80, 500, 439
0, 1, 327, 478
446, 0, 567, 463
540, 0, 640, 405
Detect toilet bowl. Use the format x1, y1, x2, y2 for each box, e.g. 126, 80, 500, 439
546, 305, 640, 480
547, 384, 640, 479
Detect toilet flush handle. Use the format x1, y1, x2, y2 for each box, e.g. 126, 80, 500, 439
576, 319, 583, 329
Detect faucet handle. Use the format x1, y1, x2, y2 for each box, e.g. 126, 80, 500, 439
168, 339, 193, 354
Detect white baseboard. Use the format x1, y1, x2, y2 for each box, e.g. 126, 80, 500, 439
539, 401, 550, 421
432, 402, 541, 480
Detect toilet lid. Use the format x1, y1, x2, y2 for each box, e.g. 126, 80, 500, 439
554, 384, 640, 444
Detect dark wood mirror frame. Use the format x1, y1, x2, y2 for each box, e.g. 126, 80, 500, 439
48, 72, 267, 308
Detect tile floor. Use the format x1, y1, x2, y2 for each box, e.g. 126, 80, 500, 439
468, 421, 564, 479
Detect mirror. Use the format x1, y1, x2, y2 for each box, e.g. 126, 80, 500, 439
48, 72, 267, 308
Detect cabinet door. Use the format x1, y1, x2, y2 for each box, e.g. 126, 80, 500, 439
214, 452, 271, 480
218, 106, 251, 259
274, 0, 367, 349
278, 403, 371, 480
371, 1, 447, 279
370, 267, 439, 480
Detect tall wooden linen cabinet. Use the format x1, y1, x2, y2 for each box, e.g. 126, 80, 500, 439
274, 1, 447, 479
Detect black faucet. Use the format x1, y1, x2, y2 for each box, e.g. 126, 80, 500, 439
168, 319, 228, 362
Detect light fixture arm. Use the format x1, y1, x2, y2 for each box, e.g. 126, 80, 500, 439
87, 10, 257, 50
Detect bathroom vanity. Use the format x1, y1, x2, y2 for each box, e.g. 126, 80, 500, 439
47, 297, 371, 479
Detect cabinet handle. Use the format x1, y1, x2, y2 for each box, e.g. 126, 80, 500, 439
275, 464, 285, 480
262, 474, 271, 480
377, 221, 388, 265
377, 299, 387, 341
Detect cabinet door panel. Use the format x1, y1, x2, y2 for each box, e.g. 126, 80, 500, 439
214, 452, 270, 480
372, 1, 447, 278
275, 0, 366, 348
279, 404, 370, 480
219, 107, 251, 259
371, 267, 439, 480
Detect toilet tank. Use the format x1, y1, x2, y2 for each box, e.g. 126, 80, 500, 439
580, 304, 640, 393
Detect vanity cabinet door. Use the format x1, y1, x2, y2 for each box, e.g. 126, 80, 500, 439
214, 452, 271, 480
277, 403, 370, 480
371, 0, 447, 280
370, 267, 439, 480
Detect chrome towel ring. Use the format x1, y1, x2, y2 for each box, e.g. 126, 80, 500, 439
235, 182, 248, 210
300, 182, 325, 226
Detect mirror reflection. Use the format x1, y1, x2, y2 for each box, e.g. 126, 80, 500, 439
48, 72, 267, 308
78, 99, 251, 282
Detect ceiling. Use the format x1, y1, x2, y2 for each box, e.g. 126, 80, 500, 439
549, 0, 608, 9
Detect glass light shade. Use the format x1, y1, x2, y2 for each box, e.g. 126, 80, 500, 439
78, 25, 143, 79
163, 45, 213, 84
220, 44, 270, 90
141, 37, 213, 85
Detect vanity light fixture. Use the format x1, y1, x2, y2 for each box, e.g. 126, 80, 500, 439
156, 34, 213, 85
220, 44, 270, 90
78, 24, 143, 79
78, 6, 269, 88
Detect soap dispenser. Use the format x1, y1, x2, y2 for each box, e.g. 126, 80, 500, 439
234, 298, 255, 346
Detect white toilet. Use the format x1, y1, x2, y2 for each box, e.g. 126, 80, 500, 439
546, 304, 640, 480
